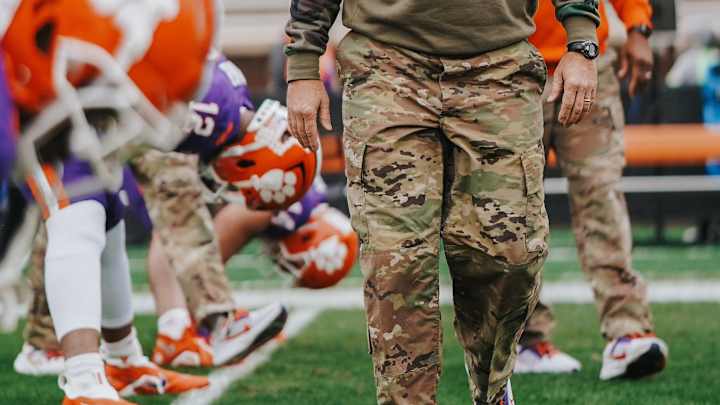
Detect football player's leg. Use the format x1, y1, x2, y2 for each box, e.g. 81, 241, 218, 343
132, 150, 235, 324
16, 225, 65, 376
214, 204, 273, 263
440, 41, 548, 404
554, 55, 665, 380
99, 218, 209, 395
43, 199, 119, 401
135, 151, 284, 367
338, 32, 445, 405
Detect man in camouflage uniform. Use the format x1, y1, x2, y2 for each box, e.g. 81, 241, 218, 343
516, 0, 668, 380
284, 0, 600, 403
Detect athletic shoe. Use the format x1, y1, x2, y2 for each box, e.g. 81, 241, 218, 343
152, 325, 214, 368
105, 355, 209, 396
500, 380, 515, 405
210, 303, 288, 366
14, 342, 65, 376
514, 341, 581, 374
60, 369, 134, 405
599, 333, 668, 380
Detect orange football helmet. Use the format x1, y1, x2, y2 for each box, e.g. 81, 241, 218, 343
202, 99, 321, 210
274, 205, 359, 289
2, 0, 221, 189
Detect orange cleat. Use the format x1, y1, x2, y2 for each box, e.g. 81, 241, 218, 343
152, 325, 214, 368
62, 397, 137, 405
105, 356, 209, 396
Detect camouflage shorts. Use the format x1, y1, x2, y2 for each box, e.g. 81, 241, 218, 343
338, 32, 549, 405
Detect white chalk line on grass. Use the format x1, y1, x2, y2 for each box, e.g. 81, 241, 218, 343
128, 280, 720, 316
172, 308, 321, 405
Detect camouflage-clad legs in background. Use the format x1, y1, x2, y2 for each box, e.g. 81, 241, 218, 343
23, 150, 236, 349
522, 52, 654, 346
131, 150, 235, 321
338, 32, 549, 405
23, 225, 58, 351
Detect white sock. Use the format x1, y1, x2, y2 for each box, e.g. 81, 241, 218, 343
158, 308, 192, 340
101, 328, 144, 361
62, 353, 118, 400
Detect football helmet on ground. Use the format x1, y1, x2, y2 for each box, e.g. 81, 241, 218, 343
274, 205, 358, 289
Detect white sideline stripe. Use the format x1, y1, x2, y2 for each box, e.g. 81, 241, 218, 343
172, 308, 321, 405
544, 175, 720, 195
129, 281, 720, 315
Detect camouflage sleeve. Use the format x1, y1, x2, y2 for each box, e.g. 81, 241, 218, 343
553, 0, 601, 44
284, 0, 342, 82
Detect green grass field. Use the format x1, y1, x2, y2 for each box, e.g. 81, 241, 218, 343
127, 226, 720, 289
1, 226, 717, 404
0, 304, 717, 404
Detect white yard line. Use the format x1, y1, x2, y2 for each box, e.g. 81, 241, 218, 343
126, 280, 720, 316
172, 308, 321, 405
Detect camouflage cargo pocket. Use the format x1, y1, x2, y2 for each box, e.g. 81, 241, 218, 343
521, 143, 549, 259
343, 136, 370, 247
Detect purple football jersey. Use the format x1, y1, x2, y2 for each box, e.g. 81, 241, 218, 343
21, 158, 142, 231
175, 56, 254, 162
0, 52, 16, 182
264, 177, 329, 238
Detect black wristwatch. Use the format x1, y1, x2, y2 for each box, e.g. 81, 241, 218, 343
629, 24, 653, 38
567, 40, 600, 60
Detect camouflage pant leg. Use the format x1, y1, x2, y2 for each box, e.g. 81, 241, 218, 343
130, 150, 235, 321
440, 41, 548, 404
23, 225, 61, 351
339, 32, 445, 405
536, 53, 653, 340
339, 34, 547, 405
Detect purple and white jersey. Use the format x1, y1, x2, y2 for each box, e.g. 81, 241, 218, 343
175, 55, 254, 163
0, 52, 16, 182
22, 158, 143, 231
265, 177, 329, 238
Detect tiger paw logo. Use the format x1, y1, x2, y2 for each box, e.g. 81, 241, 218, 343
255, 169, 297, 205
311, 236, 348, 274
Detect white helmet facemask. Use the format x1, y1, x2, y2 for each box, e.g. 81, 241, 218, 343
16, 36, 191, 193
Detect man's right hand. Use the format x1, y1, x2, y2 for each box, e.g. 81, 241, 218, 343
287, 79, 332, 151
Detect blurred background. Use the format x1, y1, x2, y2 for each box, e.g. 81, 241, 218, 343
206, 0, 720, 248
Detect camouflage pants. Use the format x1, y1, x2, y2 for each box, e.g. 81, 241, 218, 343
521, 53, 653, 345
131, 150, 235, 321
24, 150, 236, 350
338, 32, 549, 405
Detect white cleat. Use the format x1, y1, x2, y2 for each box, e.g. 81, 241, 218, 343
211, 303, 288, 366
14, 343, 65, 376
600, 333, 668, 381
514, 341, 581, 374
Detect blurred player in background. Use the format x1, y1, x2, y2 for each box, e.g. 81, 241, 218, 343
2, 1, 222, 403
13, 54, 355, 374
517, 0, 668, 380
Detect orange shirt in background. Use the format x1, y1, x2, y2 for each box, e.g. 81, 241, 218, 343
530, 0, 652, 71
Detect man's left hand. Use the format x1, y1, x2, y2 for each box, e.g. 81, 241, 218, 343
548, 52, 598, 127
618, 30, 654, 97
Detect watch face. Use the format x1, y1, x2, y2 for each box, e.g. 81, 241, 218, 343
584, 42, 599, 58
